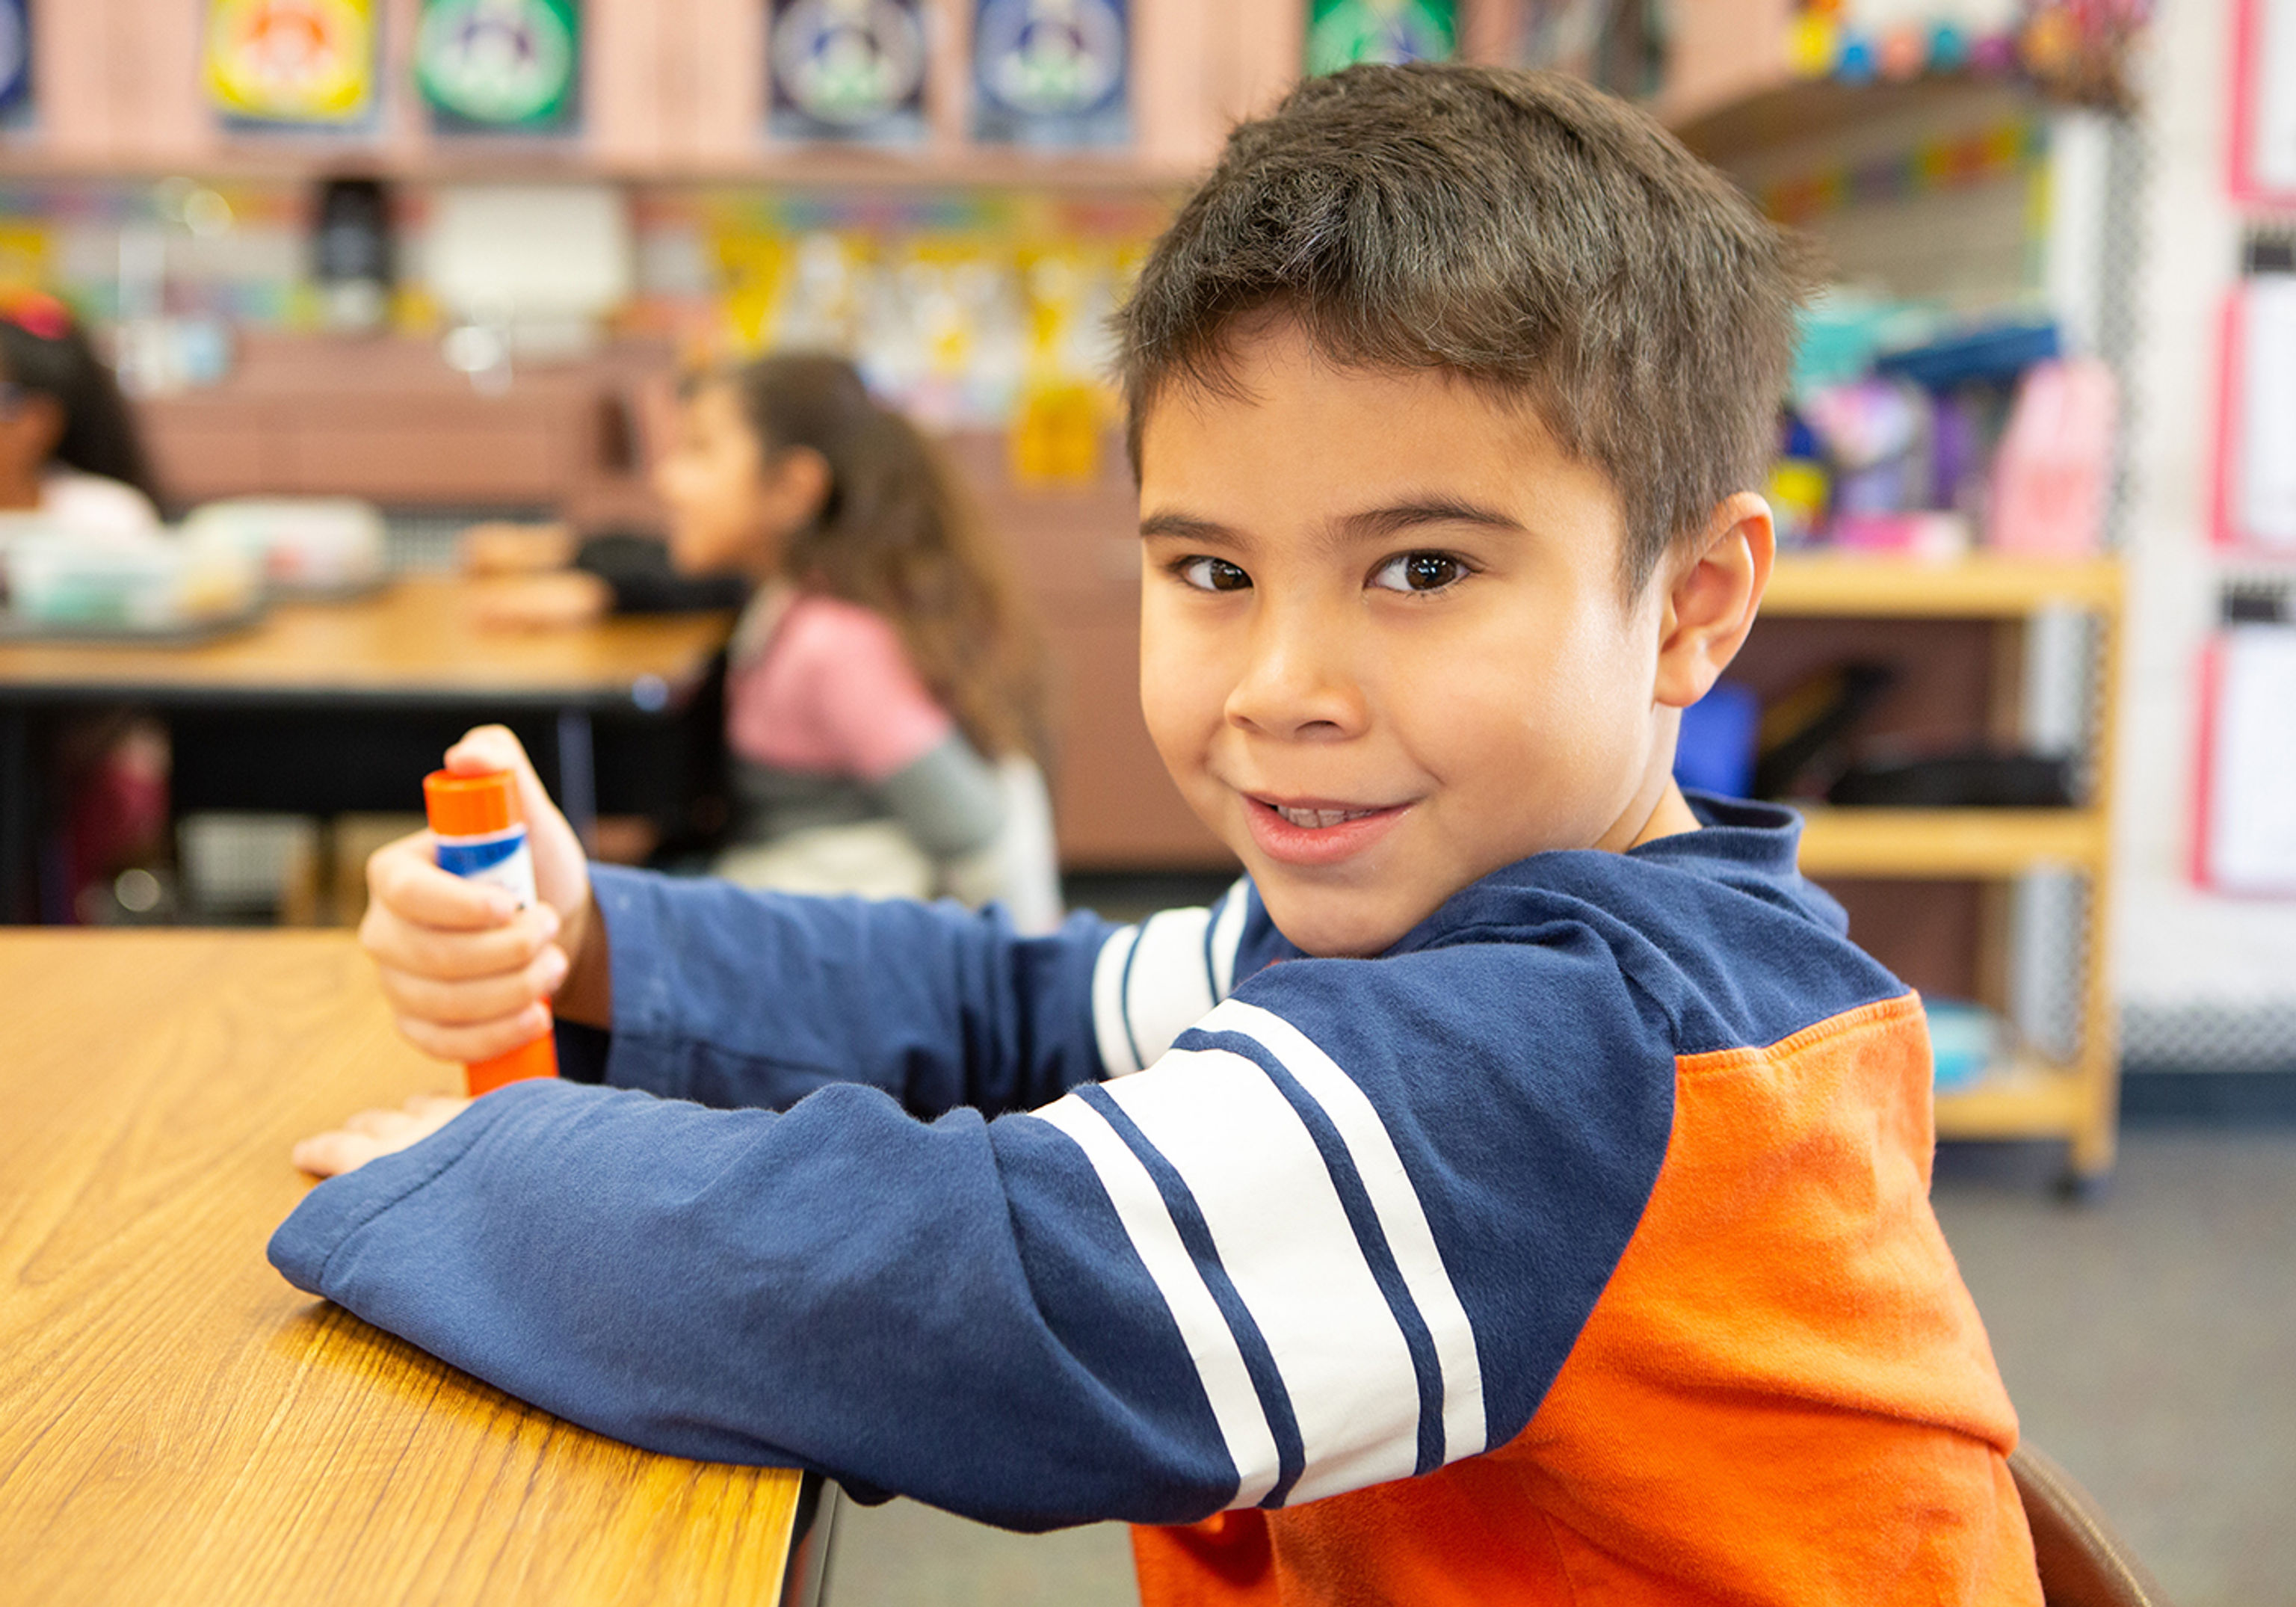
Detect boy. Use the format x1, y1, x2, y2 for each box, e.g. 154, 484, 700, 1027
277, 64, 2043, 1604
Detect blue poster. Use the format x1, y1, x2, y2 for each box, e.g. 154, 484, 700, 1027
768, 0, 928, 144
971, 0, 1126, 146
0, 0, 28, 123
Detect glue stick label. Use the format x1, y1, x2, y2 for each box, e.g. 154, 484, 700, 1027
435, 824, 537, 909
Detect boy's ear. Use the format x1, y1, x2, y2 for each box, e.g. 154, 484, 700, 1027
1652, 493, 1774, 711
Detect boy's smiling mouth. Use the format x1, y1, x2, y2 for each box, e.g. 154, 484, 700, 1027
1243, 794, 1413, 867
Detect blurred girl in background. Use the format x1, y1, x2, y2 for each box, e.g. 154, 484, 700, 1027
528, 352, 1060, 925
0, 287, 170, 920
0, 287, 164, 535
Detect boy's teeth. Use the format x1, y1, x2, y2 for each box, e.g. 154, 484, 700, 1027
1274, 805, 1376, 828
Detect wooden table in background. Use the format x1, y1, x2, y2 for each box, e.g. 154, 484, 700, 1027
0, 576, 733, 921
0, 930, 827, 1606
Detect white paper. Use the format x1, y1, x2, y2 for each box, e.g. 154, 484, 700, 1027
2256, 0, 2296, 194
2238, 277, 2296, 550
2206, 626, 2296, 894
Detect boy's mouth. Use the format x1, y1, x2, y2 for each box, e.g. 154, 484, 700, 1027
1270, 804, 1383, 829
1242, 794, 1410, 867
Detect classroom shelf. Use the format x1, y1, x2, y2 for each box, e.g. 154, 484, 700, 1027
1934, 1058, 2090, 1139
1794, 807, 2109, 877
1763, 554, 2125, 617
1762, 552, 2126, 1191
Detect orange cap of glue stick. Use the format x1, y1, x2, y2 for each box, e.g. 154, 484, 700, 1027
423, 768, 521, 836
423, 768, 558, 1095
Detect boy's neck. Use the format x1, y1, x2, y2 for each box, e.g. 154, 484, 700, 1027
1607, 777, 1703, 854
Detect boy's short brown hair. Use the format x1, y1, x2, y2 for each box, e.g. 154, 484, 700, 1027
1116, 63, 1809, 593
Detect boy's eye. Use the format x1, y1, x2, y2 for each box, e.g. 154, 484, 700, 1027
1371, 552, 1466, 593
1178, 556, 1252, 593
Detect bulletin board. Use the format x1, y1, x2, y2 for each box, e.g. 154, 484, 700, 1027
2232, 0, 2296, 205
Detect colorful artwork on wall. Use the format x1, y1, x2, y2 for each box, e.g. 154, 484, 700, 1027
768, 0, 929, 144
1306, 0, 1456, 76
971, 0, 1129, 147
203, 0, 377, 126
416, 0, 581, 132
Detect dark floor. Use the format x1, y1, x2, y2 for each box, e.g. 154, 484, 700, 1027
1933, 1130, 2296, 1607
824, 1127, 2296, 1607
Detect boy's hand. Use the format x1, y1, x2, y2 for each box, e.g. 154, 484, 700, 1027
359, 725, 611, 1060
293, 1094, 472, 1178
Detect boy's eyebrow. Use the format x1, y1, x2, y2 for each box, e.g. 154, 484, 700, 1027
1336, 498, 1528, 542
1140, 499, 1526, 546
1138, 511, 1239, 543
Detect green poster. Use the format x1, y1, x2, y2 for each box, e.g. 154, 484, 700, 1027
1306, 0, 1455, 76
416, 0, 580, 131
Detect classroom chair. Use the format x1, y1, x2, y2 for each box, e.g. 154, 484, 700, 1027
2009, 1443, 2174, 1607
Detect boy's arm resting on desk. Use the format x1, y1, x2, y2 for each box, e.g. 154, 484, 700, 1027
271, 940, 1672, 1531
564, 863, 1119, 1116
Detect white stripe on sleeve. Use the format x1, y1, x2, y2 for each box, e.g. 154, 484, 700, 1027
1207, 879, 1250, 999
1197, 999, 1488, 1464
1121, 907, 1219, 1070
1031, 1093, 1282, 1508
1090, 924, 1144, 1076
1102, 1047, 1425, 1505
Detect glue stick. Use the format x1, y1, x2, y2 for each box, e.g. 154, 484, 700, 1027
423, 768, 559, 1095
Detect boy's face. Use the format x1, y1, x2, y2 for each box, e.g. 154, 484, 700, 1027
1138, 321, 1698, 958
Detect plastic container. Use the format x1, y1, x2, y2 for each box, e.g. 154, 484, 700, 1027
182, 497, 386, 595
1, 525, 259, 630
423, 768, 559, 1095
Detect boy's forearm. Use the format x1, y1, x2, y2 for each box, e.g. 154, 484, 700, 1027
567, 865, 1112, 1114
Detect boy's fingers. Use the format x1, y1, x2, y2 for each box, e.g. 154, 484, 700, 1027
292, 1129, 389, 1178
390, 1002, 552, 1065
292, 1096, 469, 1179
360, 901, 558, 982
368, 839, 517, 929
374, 944, 567, 1025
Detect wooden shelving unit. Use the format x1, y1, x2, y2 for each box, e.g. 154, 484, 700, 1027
1763, 553, 2123, 618
1794, 806, 2108, 878
1763, 553, 2126, 1191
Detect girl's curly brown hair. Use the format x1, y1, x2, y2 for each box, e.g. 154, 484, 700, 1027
712, 352, 1051, 767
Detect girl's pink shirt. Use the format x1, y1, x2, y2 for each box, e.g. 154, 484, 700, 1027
724, 593, 955, 783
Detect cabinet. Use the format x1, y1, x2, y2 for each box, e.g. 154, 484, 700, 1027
1760, 553, 2126, 1189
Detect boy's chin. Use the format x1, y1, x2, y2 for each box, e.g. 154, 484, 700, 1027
1251, 875, 1428, 960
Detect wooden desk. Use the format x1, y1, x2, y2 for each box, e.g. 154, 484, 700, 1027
0, 930, 827, 1606
0, 575, 728, 703
0, 576, 733, 920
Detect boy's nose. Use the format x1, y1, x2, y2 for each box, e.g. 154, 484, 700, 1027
1223, 609, 1366, 741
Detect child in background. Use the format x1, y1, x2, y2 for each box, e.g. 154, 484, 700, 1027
0, 288, 164, 536
0, 289, 171, 918
469, 355, 1055, 915
652, 354, 1055, 913
279, 67, 2043, 1606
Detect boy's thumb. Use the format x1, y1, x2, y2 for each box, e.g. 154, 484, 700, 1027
443, 725, 558, 828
